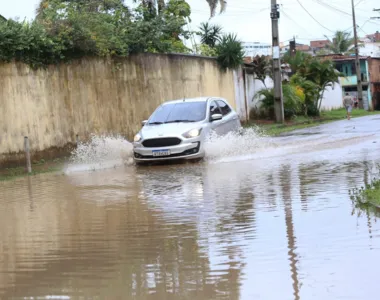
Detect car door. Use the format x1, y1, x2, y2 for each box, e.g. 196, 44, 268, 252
208, 100, 224, 136
216, 99, 240, 134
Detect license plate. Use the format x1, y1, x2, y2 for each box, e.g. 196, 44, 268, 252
152, 149, 171, 157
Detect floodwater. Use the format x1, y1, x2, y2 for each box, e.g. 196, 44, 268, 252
1, 116, 380, 300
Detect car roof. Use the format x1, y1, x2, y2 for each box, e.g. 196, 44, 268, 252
161, 97, 224, 105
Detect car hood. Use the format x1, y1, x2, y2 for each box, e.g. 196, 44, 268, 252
140, 122, 203, 139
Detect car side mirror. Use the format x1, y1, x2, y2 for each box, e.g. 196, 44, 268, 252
142, 120, 148, 126
210, 114, 223, 122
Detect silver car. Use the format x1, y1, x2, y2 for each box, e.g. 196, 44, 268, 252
133, 97, 241, 163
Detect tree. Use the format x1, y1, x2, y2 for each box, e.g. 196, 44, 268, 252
283, 51, 311, 74
304, 58, 341, 111
281, 51, 341, 116
1, 0, 192, 68
206, 0, 227, 18
215, 33, 244, 70
325, 31, 354, 54
37, 0, 129, 18
0, 14, 6, 22
255, 84, 305, 119
197, 22, 222, 47
250, 55, 272, 88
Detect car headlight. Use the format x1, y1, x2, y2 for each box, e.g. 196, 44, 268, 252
182, 128, 202, 138
134, 134, 142, 142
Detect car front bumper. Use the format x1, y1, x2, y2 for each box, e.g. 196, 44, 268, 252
133, 138, 204, 162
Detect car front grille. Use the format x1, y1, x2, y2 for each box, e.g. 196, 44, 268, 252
142, 137, 182, 148
134, 142, 200, 159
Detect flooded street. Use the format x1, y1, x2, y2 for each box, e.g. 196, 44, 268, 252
2, 116, 380, 300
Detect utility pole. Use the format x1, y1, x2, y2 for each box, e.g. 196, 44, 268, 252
271, 0, 284, 123
289, 37, 296, 57
351, 0, 365, 110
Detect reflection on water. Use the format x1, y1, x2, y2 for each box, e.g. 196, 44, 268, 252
2, 118, 380, 299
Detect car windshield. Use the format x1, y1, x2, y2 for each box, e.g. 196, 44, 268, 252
148, 102, 207, 125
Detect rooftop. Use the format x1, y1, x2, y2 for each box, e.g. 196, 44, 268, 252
317, 53, 369, 61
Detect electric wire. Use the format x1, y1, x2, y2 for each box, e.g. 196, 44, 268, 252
295, 0, 335, 33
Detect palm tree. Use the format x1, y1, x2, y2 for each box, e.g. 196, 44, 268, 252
250, 55, 272, 87
325, 31, 355, 54
197, 22, 222, 47
206, 0, 227, 18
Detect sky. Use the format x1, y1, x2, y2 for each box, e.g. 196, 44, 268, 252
1, 0, 380, 46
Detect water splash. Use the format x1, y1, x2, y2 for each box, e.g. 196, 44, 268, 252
64, 127, 272, 173
204, 127, 274, 162
65, 134, 133, 174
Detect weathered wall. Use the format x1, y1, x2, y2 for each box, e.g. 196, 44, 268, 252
246, 74, 273, 114
369, 58, 380, 83
0, 54, 238, 166
320, 83, 343, 111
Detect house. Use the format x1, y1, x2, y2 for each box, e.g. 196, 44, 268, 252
310, 40, 330, 54
368, 57, 380, 110
295, 43, 313, 55
359, 42, 380, 57
366, 31, 380, 43
320, 54, 372, 110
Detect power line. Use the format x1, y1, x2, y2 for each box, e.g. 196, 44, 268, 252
295, 0, 335, 33
313, 0, 351, 16
355, 0, 365, 6
280, 7, 314, 36
313, 0, 379, 24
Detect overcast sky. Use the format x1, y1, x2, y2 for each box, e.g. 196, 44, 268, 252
1, 0, 380, 45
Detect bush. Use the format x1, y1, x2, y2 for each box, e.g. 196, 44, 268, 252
215, 33, 244, 70
255, 84, 305, 120
0, 0, 192, 68
0, 20, 63, 68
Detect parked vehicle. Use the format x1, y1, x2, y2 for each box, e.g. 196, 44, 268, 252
133, 97, 241, 163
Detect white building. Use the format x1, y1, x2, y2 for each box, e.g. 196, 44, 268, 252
359, 42, 380, 58
242, 42, 272, 57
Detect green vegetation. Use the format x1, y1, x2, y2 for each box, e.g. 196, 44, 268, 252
0, 0, 192, 68
350, 177, 380, 208
252, 50, 343, 121
248, 108, 380, 136
0, 158, 65, 181
1, 0, 243, 70
197, 22, 222, 47
215, 33, 244, 70
196, 22, 244, 70
324, 31, 354, 55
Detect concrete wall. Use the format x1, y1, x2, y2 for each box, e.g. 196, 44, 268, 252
245, 73, 342, 113
0, 54, 239, 166
246, 74, 274, 112
320, 83, 343, 111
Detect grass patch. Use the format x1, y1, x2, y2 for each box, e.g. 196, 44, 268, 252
0, 158, 66, 181
246, 108, 380, 136
350, 177, 380, 208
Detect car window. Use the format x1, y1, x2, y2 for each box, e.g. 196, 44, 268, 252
148, 102, 207, 124
216, 100, 232, 116
210, 101, 222, 116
